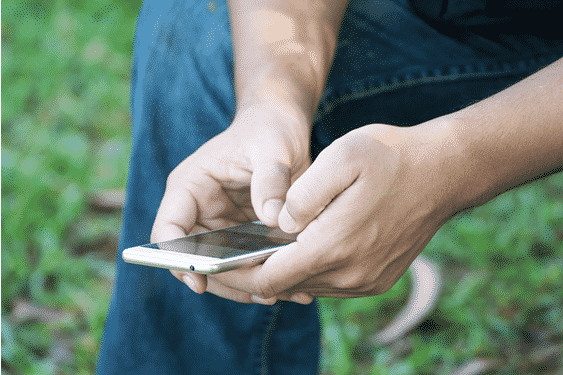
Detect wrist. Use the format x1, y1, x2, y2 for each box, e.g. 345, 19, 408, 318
228, 101, 313, 174
235, 97, 312, 135
236, 67, 322, 125
229, 0, 349, 127
406, 116, 481, 218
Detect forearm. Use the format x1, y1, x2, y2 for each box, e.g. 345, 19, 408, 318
417, 58, 563, 214
227, 0, 349, 126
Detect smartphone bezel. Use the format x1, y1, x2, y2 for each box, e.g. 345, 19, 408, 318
122, 221, 294, 274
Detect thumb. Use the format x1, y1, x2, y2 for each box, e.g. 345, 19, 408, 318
251, 161, 291, 227
278, 144, 360, 233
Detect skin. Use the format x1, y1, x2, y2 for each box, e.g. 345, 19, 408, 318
150, 0, 563, 305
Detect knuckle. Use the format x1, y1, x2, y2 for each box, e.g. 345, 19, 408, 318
334, 131, 363, 157
252, 276, 278, 300
165, 168, 182, 189
332, 272, 367, 290
284, 186, 307, 219
266, 161, 290, 178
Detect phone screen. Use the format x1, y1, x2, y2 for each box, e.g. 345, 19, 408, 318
142, 222, 297, 259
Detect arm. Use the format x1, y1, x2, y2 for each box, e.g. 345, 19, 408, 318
210, 58, 563, 300
155, 0, 350, 304
416, 57, 563, 217
173, 5, 561, 301
228, 0, 350, 126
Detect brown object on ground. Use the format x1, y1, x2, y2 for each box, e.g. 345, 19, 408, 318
89, 189, 126, 210
371, 255, 443, 345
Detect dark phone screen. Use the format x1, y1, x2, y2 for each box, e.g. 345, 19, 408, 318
141, 223, 297, 259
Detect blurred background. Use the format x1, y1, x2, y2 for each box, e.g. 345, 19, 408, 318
1, 0, 562, 374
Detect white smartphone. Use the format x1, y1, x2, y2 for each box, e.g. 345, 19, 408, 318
122, 221, 297, 274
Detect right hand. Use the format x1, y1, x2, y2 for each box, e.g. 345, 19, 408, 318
150, 103, 313, 304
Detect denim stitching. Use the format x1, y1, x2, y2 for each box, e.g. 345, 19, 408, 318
315, 52, 562, 124
250, 305, 272, 375
259, 302, 283, 375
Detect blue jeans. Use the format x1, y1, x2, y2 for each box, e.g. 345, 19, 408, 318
96, 0, 562, 373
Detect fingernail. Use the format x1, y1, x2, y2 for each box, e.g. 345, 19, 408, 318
284, 220, 296, 233
279, 207, 297, 233
251, 295, 276, 305
263, 199, 284, 222
182, 275, 196, 290
291, 294, 313, 305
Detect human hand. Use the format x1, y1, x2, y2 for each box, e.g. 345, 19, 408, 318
206, 121, 461, 299
150, 103, 314, 304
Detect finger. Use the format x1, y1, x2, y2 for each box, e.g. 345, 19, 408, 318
151, 179, 199, 243
223, 186, 252, 207
222, 188, 259, 222
284, 283, 367, 298
206, 277, 313, 305
232, 169, 371, 298
171, 270, 208, 294
277, 140, 360, 233
207, 276, 266, 304
302, 291, 366, 298
250, 161, 291, 227
280, 269, 374, 298
173, 270, 313, 305
210, 240, 320, 299
154, 169, 248, 241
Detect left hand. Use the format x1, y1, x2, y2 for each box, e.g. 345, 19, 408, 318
204, 122, 460, 299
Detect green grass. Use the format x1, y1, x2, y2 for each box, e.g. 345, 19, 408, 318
2, 0, 138, 373
2, 1, 562, 374
319, 176, 563, 374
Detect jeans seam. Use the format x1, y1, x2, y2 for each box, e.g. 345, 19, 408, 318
315, 52, 562, 124
257, 302, 282, 375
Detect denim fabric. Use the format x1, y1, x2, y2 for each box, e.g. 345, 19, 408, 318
311, 0, 563, 157
96, 0, 563, 373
